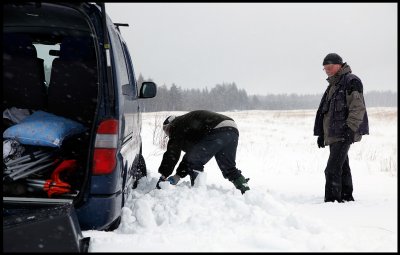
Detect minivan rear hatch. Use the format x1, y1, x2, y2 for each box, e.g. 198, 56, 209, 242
3, 2, 103, 250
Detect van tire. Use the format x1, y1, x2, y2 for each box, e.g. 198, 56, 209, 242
105, 216, 121, 231
133, 154, 147, 189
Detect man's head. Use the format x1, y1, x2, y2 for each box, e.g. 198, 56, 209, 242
163, 115, 176, 136
323, 53, 343, 77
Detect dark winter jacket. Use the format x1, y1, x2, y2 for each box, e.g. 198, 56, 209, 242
158, 110, 238, 177
314, 63, 369, 145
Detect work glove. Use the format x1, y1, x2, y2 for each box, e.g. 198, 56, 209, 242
167, 174, 181, 185
317, 135, 325, 148
156, 175, 166, 189
232, 175, 250, 194
343, 126, 355, 144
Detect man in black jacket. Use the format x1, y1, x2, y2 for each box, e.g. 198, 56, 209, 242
156, 110, 250, 194
314, 53, 369, 203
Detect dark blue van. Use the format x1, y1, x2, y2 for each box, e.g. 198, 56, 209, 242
3, 2, 156, 245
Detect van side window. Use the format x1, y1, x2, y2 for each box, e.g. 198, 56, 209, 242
121, 42, 137, 98
33, 43, 60, 86
109, 28, 130, 89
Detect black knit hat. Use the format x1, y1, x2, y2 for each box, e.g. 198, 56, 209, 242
163, 116, 176, 126
323, 53, 343, 65
163, 115, 176, 136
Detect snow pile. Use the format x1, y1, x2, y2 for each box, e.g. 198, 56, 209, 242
84, 108, 397, 252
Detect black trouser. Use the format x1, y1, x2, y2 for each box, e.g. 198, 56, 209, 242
177, 127, 242, 182
324, 141, 353, 202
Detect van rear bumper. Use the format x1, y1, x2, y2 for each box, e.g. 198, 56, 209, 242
75, 192, 122, 230
3, 198, 90, 252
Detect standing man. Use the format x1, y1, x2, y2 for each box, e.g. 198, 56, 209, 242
314, 53, 369, 203
156, 110, 250, 194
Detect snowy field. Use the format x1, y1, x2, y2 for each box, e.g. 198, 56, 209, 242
84, 107, 397, 252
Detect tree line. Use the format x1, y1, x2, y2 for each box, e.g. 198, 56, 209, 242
136, 74, 396, 112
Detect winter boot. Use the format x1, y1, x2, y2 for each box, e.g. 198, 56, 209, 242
232, 175, 250, 194
342, 195, 355, 202
324, 197, 344, 203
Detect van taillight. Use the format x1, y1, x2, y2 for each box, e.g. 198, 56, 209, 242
92, 119, 118, 175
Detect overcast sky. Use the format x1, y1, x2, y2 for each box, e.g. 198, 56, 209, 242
105, 3, 397, 95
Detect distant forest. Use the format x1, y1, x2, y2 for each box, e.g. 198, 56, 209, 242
137, 74, 397, 112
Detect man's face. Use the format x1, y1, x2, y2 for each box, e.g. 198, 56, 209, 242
323, 64, 342, 77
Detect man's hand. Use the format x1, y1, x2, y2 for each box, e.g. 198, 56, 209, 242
167, 174, 181, 185
317, 135, 325, 148
156, 175, 166, 189
344, 126, 355, 144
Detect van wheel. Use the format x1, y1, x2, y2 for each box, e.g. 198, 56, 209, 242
105, 216, 121, 231
133, 154, 147, 189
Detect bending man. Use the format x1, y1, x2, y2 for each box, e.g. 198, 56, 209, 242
156, 110, 250, 194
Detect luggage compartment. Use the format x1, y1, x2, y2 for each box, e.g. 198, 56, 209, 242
3, 3, 99, 203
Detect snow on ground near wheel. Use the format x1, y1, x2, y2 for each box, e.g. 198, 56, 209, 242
84, 107, 397, 252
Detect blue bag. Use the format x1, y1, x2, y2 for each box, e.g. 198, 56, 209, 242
3, 110, 87, 148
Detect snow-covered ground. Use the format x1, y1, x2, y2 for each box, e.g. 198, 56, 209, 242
84, 107, 397, 252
